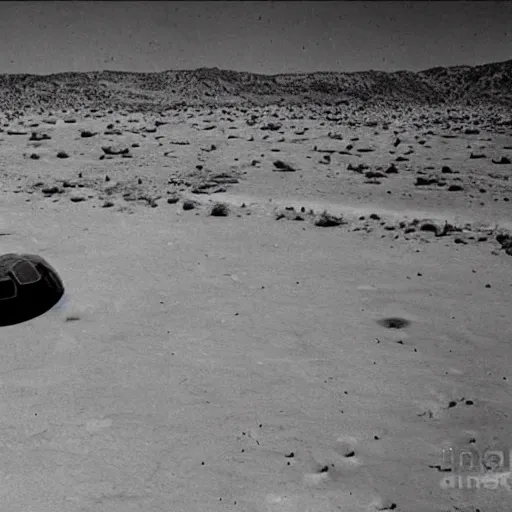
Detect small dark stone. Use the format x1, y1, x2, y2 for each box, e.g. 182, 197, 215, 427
273, 160, 296, 172
41, 186, 60, 195
210, 203, 230, 217
492, 156, 511, 164
182, 200, 197, 211
415, 176, 437, 186
314, 211, 344, 227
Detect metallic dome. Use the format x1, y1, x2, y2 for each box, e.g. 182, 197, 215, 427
0, 253, 65, 326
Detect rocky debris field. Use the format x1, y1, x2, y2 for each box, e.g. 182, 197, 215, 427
1, 101, 511, 255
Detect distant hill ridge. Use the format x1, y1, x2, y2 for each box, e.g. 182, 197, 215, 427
0, 59, 510, 111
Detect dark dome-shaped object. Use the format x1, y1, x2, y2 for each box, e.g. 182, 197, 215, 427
0, 253, 64, 326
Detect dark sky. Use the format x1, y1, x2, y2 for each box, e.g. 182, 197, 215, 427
0, 1, 510, 75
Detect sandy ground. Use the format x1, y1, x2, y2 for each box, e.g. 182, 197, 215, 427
0, 106, 511, 511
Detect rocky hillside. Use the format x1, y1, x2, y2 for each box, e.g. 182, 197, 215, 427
0, 59, 511, 112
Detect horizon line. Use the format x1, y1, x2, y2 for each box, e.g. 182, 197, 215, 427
1, 58, 511, 79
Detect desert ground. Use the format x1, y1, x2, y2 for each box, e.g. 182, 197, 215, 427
0, 101, 511, 512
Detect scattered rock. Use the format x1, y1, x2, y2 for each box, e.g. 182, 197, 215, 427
80, 130, 97, 138
104, 128, 123, 135
496, 233, 512, 255
415, 177, 438, 186
167, 195, 180, 204
30, 132, 51, 141
492, 156, 511, 164
182, 199, 198, 211
41, 186, 61, 195
365, 171, 386, 179
210, 202, 230, 217
273, 160, 296, 172
69, 192, 87, 202
211, 173, 239, 184
314, 211, 345, 227
372, 496, 397, 511
101, 145, 130, 156
419, 222, 439, 233
348, 163, 369, 173
261, 122, 282, 131
418, 220, 456, 236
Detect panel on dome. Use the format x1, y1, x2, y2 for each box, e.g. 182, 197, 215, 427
11, 260, 41, 285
